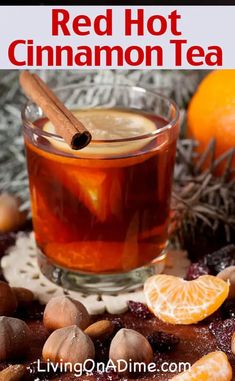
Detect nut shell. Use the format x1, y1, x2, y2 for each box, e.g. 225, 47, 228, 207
0, 281, 18, 316
109, 328, 153, 373
43, 296, 90, 331
12, 287, 34, 306
0, 194, 27, 233
0, 317, 31, 361
42, 325, 95, 366
217, 266, 235, 299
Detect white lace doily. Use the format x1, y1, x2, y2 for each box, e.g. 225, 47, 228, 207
1, 232, 190, 315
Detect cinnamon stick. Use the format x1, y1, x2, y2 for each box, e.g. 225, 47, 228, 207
19, 71, 92, 150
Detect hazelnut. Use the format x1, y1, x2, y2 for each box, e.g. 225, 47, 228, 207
217, 266, 235, 299
43, 296, 90, 331
42, 325, 95, 366
0, 193, 27, 233
109, 328, 153, 373
85, 320, 114, 340
12, 287, 34, 306
0, 365, 26, 381
0, 317, 31, 361
0, 281, 17, 316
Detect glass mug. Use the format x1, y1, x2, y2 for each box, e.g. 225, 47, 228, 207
22, 84, 179, 293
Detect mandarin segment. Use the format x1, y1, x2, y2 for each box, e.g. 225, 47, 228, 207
144, 274, 229, 325
169, 351, 232, 381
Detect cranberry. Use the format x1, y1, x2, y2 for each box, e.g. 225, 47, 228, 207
27, 361, 60, 380
221, 299, 235, 319
186, 262, 210, 280
94, 339, 110, 363
209, 318, 235, 355
204, 245, 235, 275
18, 302, 44, 320
111, 317, 124, 332
147, 331, 180, 352
93, 371, 120, 381
128, 301, 152, 319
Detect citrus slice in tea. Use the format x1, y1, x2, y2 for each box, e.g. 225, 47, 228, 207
68, 167, 123, 222
43, 108, 157, 156
169, 351, 232, 381
45, 240, 139, 272
40, 109, 168, 221
144, 274, 229, 325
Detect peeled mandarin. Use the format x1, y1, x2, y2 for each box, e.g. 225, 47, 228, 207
169, 351, 232, 381
144, 274, 229, 325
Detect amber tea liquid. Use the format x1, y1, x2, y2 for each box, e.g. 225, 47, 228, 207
25, 108, 177, 275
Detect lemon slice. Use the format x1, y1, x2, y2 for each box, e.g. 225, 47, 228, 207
43, 109, 157, 157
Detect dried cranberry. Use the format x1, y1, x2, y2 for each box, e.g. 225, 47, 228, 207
93, 370, 120, 381
209, 318, 235, 355
186, 262, 210, 280
147, 331, 180, 352
94, 339, 110, 363
18, 302, 44, 320
26, 361, 59, 380
204, 245, 235, 275
111, 317, 124, 332
221, 299, 235, 319
128, 301, 152, 319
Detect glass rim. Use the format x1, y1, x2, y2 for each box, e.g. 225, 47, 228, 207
22, 83, 180, 144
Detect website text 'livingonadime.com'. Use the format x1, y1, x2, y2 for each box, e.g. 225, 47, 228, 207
35, 359, 191, 377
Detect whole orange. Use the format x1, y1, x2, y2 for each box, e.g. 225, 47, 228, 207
187, 70, 235, 168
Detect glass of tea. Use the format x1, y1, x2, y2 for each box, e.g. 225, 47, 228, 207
22, 84, 179, 293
